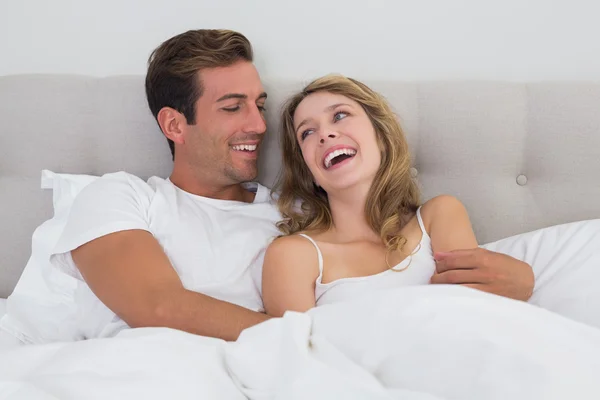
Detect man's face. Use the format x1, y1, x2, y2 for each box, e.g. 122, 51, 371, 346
182, 61, 267, 185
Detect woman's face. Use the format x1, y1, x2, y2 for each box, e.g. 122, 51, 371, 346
293, 91, 382, 194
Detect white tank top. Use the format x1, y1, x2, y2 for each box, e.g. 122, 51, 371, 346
298, 207, 436, 306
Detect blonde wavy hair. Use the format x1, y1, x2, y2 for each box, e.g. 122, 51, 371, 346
275, 75, 421, 255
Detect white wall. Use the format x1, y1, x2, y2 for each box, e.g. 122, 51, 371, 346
1, 0, 599, 81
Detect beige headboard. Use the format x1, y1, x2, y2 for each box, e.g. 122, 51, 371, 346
1, 74, 599, 297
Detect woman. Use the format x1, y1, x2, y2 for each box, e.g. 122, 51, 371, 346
262, 75, 479, 317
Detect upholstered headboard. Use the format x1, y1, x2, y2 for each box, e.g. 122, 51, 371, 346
1, 74, 599, 297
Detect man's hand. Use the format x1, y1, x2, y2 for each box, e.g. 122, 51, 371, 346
429, 248, 535, 301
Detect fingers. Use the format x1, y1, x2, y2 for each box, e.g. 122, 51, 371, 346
433, 249, 477, 261
435, 253, 478, 273
434, 248, 490, 273
430, 269, 490, 285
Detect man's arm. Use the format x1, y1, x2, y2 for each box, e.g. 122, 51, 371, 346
431, 248, 534, 301
72, 229, 269, 341
423, 195, 534, 301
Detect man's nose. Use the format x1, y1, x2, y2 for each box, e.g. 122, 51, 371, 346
244, 106, 267, 134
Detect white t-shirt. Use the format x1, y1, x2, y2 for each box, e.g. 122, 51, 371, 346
49, 172, 282, 340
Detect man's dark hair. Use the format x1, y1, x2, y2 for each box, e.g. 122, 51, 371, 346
145, 29, 254, 159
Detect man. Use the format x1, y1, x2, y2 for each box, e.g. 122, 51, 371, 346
45, 29, 533, 342
47, 29, 276, 342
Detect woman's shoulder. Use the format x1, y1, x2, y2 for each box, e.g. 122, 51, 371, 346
263, 232, 322, 278
266, 232, 322, 259
419, 195, 469, 232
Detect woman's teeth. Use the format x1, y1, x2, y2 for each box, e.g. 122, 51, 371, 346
324, 148, 356, 169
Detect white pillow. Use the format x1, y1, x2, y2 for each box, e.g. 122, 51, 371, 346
0, 170, 99, 344
482, 219, 600, 329
42, 169, 99, 218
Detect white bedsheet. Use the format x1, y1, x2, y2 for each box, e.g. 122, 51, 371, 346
1, 285, 599, 400
0, 300, 23, 352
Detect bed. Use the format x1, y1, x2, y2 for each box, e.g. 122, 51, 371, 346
1, 75, 599, 399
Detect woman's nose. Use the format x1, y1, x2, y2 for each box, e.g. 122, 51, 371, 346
319, 132, 338, 144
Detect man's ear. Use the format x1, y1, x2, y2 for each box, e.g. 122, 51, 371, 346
157, 107, 186, 145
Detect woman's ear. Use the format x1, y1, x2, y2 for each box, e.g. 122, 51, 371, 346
157, 107, 186, 146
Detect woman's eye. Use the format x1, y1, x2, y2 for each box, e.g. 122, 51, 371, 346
334, 111, 348, 122
301, 129, 314, 140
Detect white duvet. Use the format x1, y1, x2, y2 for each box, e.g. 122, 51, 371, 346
2, 285, 600, 400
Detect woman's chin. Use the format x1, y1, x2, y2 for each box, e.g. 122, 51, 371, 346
321, 176, 372, 195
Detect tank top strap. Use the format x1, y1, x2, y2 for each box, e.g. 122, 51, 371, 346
297, 233, 324, 277
415, 206, 431, 240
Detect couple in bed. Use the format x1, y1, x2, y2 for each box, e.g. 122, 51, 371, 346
10, 29, 533, 343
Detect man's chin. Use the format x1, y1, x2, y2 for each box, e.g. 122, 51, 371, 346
226, 165, 258, 183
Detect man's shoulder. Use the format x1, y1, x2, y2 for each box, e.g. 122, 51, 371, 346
84, 172, 164, 195
72, 171, 168, 210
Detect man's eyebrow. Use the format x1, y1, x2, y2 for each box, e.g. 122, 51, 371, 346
216, 92, 268, 102
216, 93, 247, 102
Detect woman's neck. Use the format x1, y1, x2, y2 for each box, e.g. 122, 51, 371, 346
326, 182, 379, 243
